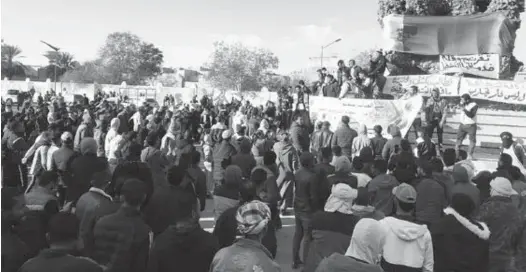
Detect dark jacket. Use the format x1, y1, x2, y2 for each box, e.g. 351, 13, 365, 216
184, 166, 207, 211
294, 167, 321, 214
143, 185, 197, 237
212, 141, 237, 182
415, 177, 448, 226
476, 196, 523, 272
327, 172, 358, 189
76, 189, 114, 246
19, 249, 103, 272
67, 154, 107, 203
370, 135, 388, 159
304, 211, 361, 272
382, 136, 403, 161
290, 121, 310, 153
1, 229, 30, 272
368, 173, 399, 216
50, 146, 75, 172
313, 163, 335, 207
147, 225, 219, 272
332, 124, 357, 157
91, 206, 151, 272
369, 55, 387, 77
430, 207, 490, 272
323, 80, 340, 98
230, 153, 257, 179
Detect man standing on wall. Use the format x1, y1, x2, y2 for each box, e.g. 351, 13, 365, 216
424, 88, 447, 149
456, 94, 478, 160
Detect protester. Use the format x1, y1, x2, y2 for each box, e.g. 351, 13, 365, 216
213, 165, 243, 220
210, 200, 280, 271
310, 121, 323, 156
370, 125, 387, 159
327, 155, 358, 189
368, 159, 399, 216
352, 156, 372, 188
73, 114, 94, 152
352, 124, 371, 157
351, 187, 385, 220
315, 218, 387, 272
147, 188, 219, 272
451, 163, 480, 210
290, 114, 310, 154
380, 183, 434, 272
430, 193, 490, 272
182, 150, 208, 211
424, 88, 447, 149
500, 131, 526, 175
456, 94, 479, 160
476, 177, 522, 272
231, 138, 257, 178
292, 152, 318, 269
331, 115, 357, 158
382, 125, 403, 161
304, 183, 360, 272
91, 178, 150, 272
212, 129, 237, 188
19, 212, 103, 272
414, 159, 448, 226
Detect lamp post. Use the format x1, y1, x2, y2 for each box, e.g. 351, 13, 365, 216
320, 38, 342, 68
40, 40, 60, 92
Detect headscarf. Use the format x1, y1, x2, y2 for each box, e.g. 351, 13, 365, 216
224, 165, 243, 186
345, 218, 386, 264
324, 183, 358, 214
236, 200, 271, 235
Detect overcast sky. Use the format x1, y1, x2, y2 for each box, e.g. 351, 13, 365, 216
2, 0, 525, 73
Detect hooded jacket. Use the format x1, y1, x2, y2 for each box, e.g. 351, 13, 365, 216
415, 176, 448, 226
147, 225, 219, 272
332, 123, 358, 157
231, 141, 257, 179
141, 146, 169, 189
315, 253, 383, 272
380, 216, 434, 272
430, 207, 490, 272
352, 124, 371, 157
382, 126, 402, 160
290, 121, 310, 153
368, 173, 399, 216
105, 118, 120, 158
210, 238, 280, 272
212, 140, 237, 182
74, 120, 94, 152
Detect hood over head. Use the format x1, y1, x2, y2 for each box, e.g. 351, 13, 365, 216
345, 218, 386, 264
110, 117, 120, 130
358, 124, 367, 135
382, 216, 429, 241
390, 125, 401, 138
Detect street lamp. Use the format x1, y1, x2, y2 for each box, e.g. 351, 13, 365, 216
40, 40, 60, 92
320, 38, 342, 68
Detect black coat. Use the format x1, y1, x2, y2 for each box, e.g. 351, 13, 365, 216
430, 209, 490, 272
148, 225, 219, 272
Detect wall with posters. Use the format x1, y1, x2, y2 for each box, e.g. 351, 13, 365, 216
459, 78, 526, 105
440, 54, 500, 79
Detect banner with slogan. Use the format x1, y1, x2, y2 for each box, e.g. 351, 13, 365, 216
459, 78, 526, 105
309, 95, 424, 138
440, 54, 500, 79
383, 75, 460, 97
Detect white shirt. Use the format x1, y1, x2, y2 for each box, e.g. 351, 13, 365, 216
460, 102, 477, 125
46, 144, 60, 170
503, 146, 526, 175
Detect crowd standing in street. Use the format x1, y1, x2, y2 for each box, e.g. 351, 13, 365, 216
2, 83, 526, 272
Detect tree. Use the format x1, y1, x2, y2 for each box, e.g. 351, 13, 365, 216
1, 43, 27, 79
97, 32, 163, 85
44, 51, 80, 80
206, 41, 279, 91
61, 60, 111, 84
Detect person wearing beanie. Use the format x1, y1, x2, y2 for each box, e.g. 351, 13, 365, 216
431, 193, 490, 272
476, 177, 522, 272
212, 129, 237, 189
19, 212, 103, 272
74, 114, 94, 152
331, 115, 357, 158
67, 137, 108, 205
91, 178, 150, 272
380, 183, 434, 272
451, 163, 480, 211
327, 155, 358, 190
303, 183, 361, 272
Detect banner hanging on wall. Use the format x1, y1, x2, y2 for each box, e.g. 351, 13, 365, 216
440, 54, 500, 79
459, 78, 526, 105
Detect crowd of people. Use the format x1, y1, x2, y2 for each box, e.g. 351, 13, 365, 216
1, 86, 526, 272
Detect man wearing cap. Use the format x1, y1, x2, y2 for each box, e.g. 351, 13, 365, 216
500, 131, 526, 175
424, 88, 447, 149
456, 94, 478, 160
379, 183, 434, 272
476, 177, 522, 272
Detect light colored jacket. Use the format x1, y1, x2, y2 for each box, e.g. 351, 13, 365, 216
30, 145, 50, 175
352, 124, 371, 157
380, 216, 434, 272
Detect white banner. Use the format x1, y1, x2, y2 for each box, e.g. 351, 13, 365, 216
309, 95, 424, 137
440, 54, 500, 79
459, 78, 526, 105
384, 75, 460, 98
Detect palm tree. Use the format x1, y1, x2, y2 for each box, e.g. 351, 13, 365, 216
44, 51, 80, 80
1, 43, 27, 79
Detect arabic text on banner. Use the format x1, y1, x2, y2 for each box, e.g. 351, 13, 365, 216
383, 75, 460, 97
440, 54, 500, 79
459, 78, 526, 105
309, 95, 424, 138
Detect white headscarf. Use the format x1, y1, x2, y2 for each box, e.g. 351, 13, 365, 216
345, 218, 386, 264
324, 183, 358, 214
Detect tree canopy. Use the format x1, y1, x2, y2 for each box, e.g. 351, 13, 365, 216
45, 51, 80, 80
1, 42, 27, 79
206, 41, 279, 91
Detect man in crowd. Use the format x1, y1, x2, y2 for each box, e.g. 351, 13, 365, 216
332, 115, 357, 159
500, 131, 526, 175
290, 114, 310, 155
424, 88, 447, 149
336, 60, 350, 87
456, 93, 479, 160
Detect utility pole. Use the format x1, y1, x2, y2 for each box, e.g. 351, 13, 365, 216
315, 38, 342, 68
40, 40, 60, 92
